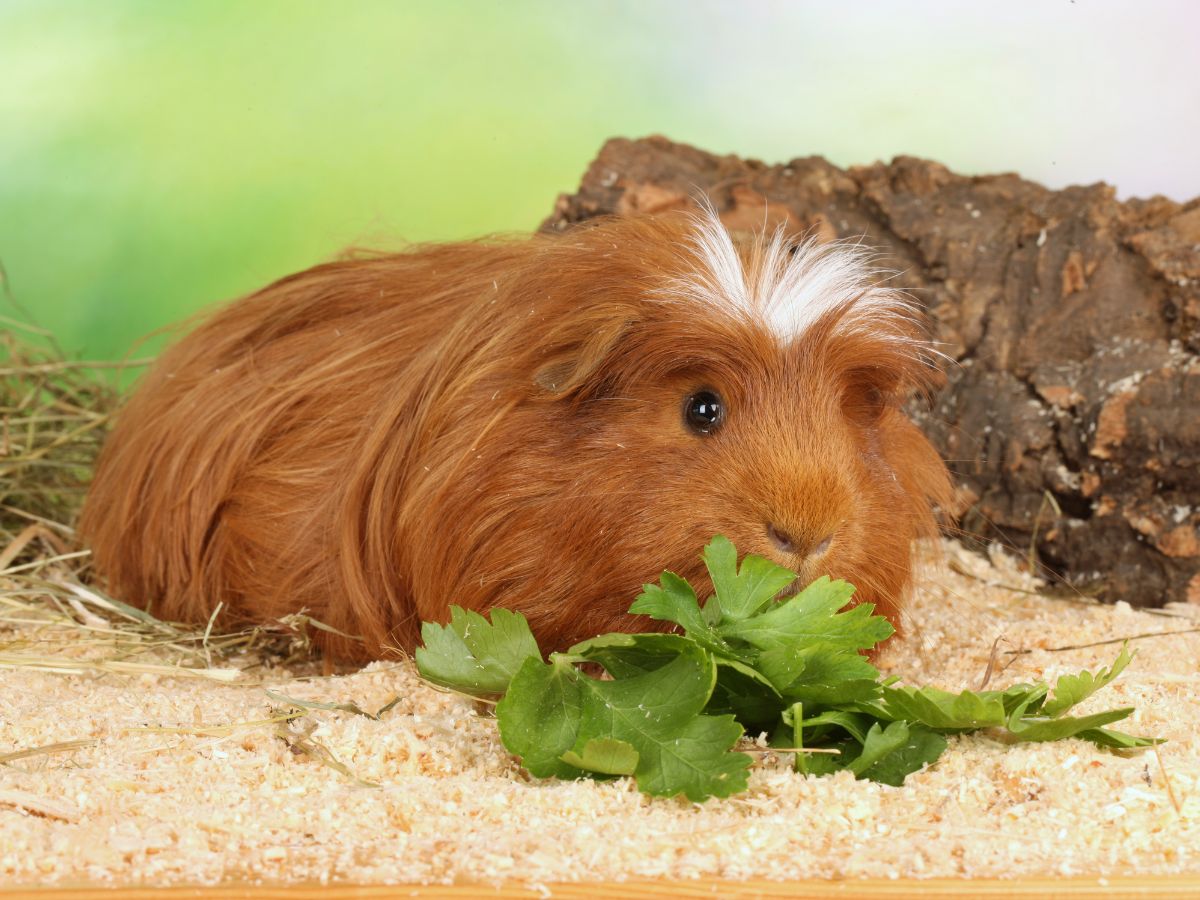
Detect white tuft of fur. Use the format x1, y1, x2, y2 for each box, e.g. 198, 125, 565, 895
660, 209, 929, 351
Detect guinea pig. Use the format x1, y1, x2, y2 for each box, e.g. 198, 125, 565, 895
78, 207, 951, 662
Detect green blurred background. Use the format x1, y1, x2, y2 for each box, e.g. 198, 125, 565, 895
2, 0, 1197, 361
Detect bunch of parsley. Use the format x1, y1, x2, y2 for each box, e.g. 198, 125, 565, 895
415, 536, 1155, 802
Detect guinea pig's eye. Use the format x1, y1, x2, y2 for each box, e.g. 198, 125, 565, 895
843, 378, 891, 427
684, 390, 724, 434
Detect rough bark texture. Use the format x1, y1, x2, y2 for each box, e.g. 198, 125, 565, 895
542, 136, 1200, 609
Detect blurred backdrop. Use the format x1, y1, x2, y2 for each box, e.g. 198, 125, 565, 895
2, 0, 1198, 361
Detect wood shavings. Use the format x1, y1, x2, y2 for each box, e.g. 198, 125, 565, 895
2, 539, 1198, 887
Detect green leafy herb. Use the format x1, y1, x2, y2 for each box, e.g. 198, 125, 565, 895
416, 536, 1159, 801
1041, 645, 1133, 717
414, 606, 541, 696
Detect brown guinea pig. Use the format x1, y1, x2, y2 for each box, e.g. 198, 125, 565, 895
78, 208, 951, 661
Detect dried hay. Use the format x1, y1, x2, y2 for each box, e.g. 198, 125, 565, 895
0, 323, 337, 681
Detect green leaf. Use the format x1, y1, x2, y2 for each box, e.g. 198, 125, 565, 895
760, 643, 883, 704
560, 738, 640, 776
569, 632, 692, 678
1041, 645, 1134, 718
719, 578, 890, 654
415, 606, 542, 697
853, 724, 947, 786
1000, 682, 1050, 717
1006, 706, 1137, 743
701, 535, 738, 624
879, 684, 1009, 731
634, 713, 750, 800
785, 701, 806, 773
1076, 727, 1163, 750
702, 535, 799, 622
706, 657, 785, 728
820, 721, 947, 786
570, 644, 751, 801
628, 571, 731, 653
795, 709, 876, 744
496, 657, 583, 780
629, 571, 706, 632
847, 720, 911, 776
799, 747, 847, 777
778, 702, 854, 779
788, 677, 884, 709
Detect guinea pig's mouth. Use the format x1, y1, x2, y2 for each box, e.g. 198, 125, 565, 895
774, 577, 803, 600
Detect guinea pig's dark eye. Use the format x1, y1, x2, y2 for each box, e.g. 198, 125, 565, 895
844, 380, 890, 427
684, 390, 724, 434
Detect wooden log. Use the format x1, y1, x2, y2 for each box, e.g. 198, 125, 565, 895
542, 136, 1200, 611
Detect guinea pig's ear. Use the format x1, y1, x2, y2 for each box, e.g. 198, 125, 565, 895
532, 315, 632, 399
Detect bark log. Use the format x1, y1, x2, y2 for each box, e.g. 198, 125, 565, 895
542, 136, 1200, 609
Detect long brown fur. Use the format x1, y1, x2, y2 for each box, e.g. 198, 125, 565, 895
79, 211, 952, 661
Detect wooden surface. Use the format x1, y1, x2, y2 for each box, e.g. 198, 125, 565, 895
6, 878, 1200, 899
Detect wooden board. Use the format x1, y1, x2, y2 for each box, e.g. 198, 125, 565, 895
7, 878, 1200, 899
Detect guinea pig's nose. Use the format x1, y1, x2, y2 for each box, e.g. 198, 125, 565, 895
766, 523, 799, 554
766, 524, 834, 560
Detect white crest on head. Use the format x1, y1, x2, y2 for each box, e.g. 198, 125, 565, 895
657, 207, 932, 354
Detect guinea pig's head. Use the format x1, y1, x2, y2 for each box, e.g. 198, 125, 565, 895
406, 209, 952, 652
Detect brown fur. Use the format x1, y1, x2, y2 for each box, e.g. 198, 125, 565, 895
78, 212, 951, 661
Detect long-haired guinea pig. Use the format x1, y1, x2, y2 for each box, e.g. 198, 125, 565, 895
79, 208, 951, 661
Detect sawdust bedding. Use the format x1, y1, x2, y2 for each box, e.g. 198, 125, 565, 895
1, 540, 1198, 889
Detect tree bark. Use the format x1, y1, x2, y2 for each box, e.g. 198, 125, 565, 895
542, 136, 1200, 610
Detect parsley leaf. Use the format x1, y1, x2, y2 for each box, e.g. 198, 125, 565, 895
497, 639, 751, 800
877, 684, 1011, 730
560, 738, 640, 776
703, 534, 800, 623
495, 656, 582, 780
1006, 705, 1138, 743
628, 572, 731, 654
718, 576, 892, 656
415, 536, 1159, 801
759, 644, 884, 705
568, 632, 690, 677
1076, 727, 1159, 750
568, 643, 749, 800
1040, 644, 1134, 717
852, 723, 948, 786
415, 606, 541, 697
